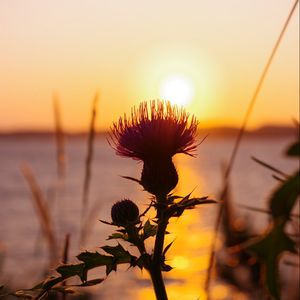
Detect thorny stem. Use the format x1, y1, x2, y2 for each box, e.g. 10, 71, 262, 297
127, 218, 168, 300
150, 196, 168, 300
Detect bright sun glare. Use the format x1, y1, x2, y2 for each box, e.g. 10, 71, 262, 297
160, 75, 194, 106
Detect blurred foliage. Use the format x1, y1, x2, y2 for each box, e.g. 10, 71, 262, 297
245, 137, 300, 300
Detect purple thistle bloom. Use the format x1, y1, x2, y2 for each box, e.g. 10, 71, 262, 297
110, 100, 198, 198
110, 100, 198, 161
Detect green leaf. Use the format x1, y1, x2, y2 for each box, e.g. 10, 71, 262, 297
105, 262, 117, 275
133, 253, 151, 270
246, 221, 297, 300
167, 196, 216, 218
77, 251, 114, 266
56, 263, 87, 282
269, 171, 300, 221
107, 233, 127, 241
101, 244, 133, 263
142, 220, 157, 240
42, 276, 66, 290
286, 141, 300, 157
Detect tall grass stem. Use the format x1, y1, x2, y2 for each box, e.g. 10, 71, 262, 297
80, 93, 99, 245
53, 93, 66, 180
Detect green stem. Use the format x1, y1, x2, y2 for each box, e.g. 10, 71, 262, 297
149, 263, 168, 300
150, 198, 168, 300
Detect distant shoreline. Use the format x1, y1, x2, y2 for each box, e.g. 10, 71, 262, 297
0, 125, 297, 139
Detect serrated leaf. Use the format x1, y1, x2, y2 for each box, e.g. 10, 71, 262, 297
101, 244, 133, 263
133, 253, 151, 270
106, 262, 117, 275
107, 233, 127, 241
42, 276, 65, 290
143, 220, 157, 240
56, 263, 87, 282
269, 171, 300, 221
77, 251, 114, 266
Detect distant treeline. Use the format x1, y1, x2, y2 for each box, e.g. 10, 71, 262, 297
0, 125, 297, 139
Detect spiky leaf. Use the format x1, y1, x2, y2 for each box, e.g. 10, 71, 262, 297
101, 244, 133, 263
143, 220, 157, 240
107, 233, 127, 241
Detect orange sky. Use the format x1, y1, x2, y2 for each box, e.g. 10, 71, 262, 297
0, 0, 299, 132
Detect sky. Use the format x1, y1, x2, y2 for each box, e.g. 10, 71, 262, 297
0, 0, 299, 132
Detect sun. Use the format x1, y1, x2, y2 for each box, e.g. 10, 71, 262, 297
160, 75, 194, 106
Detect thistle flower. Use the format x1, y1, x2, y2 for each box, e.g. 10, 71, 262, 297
110, 100, 198, 198
111, 199, 139, 227
111, 100, 198, 160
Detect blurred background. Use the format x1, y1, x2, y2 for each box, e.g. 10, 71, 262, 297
0, 1, 299, 299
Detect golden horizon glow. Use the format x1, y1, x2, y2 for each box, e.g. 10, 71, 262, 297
0, 1, 298, 131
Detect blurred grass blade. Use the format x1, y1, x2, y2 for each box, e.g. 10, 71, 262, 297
20, 163, 58, 265
80, 93, 99, 245
62, 234, 70, 300
53, 93, 66, 179
237, 203, 300, 219
251, 156, 288, 178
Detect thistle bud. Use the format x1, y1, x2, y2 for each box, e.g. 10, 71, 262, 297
141, 158, 178, 198
111, 199, 139, 227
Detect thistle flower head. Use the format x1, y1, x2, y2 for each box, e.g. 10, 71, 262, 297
110, 100, 198, 161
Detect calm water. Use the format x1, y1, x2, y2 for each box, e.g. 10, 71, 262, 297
0, 135, 298, 299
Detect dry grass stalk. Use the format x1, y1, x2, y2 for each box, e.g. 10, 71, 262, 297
204, 1, 299, 298
80, 93, 99, 244
61, 234, 70, 300
20, 163, 58, 266
62, 233, 70, 264
53, 94, 66, 179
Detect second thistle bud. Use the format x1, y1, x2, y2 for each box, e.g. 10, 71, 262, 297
111, 199, 140, 227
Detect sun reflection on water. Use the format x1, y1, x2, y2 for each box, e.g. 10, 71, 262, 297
135, 156, 221, 299
135, 156, 246, 299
